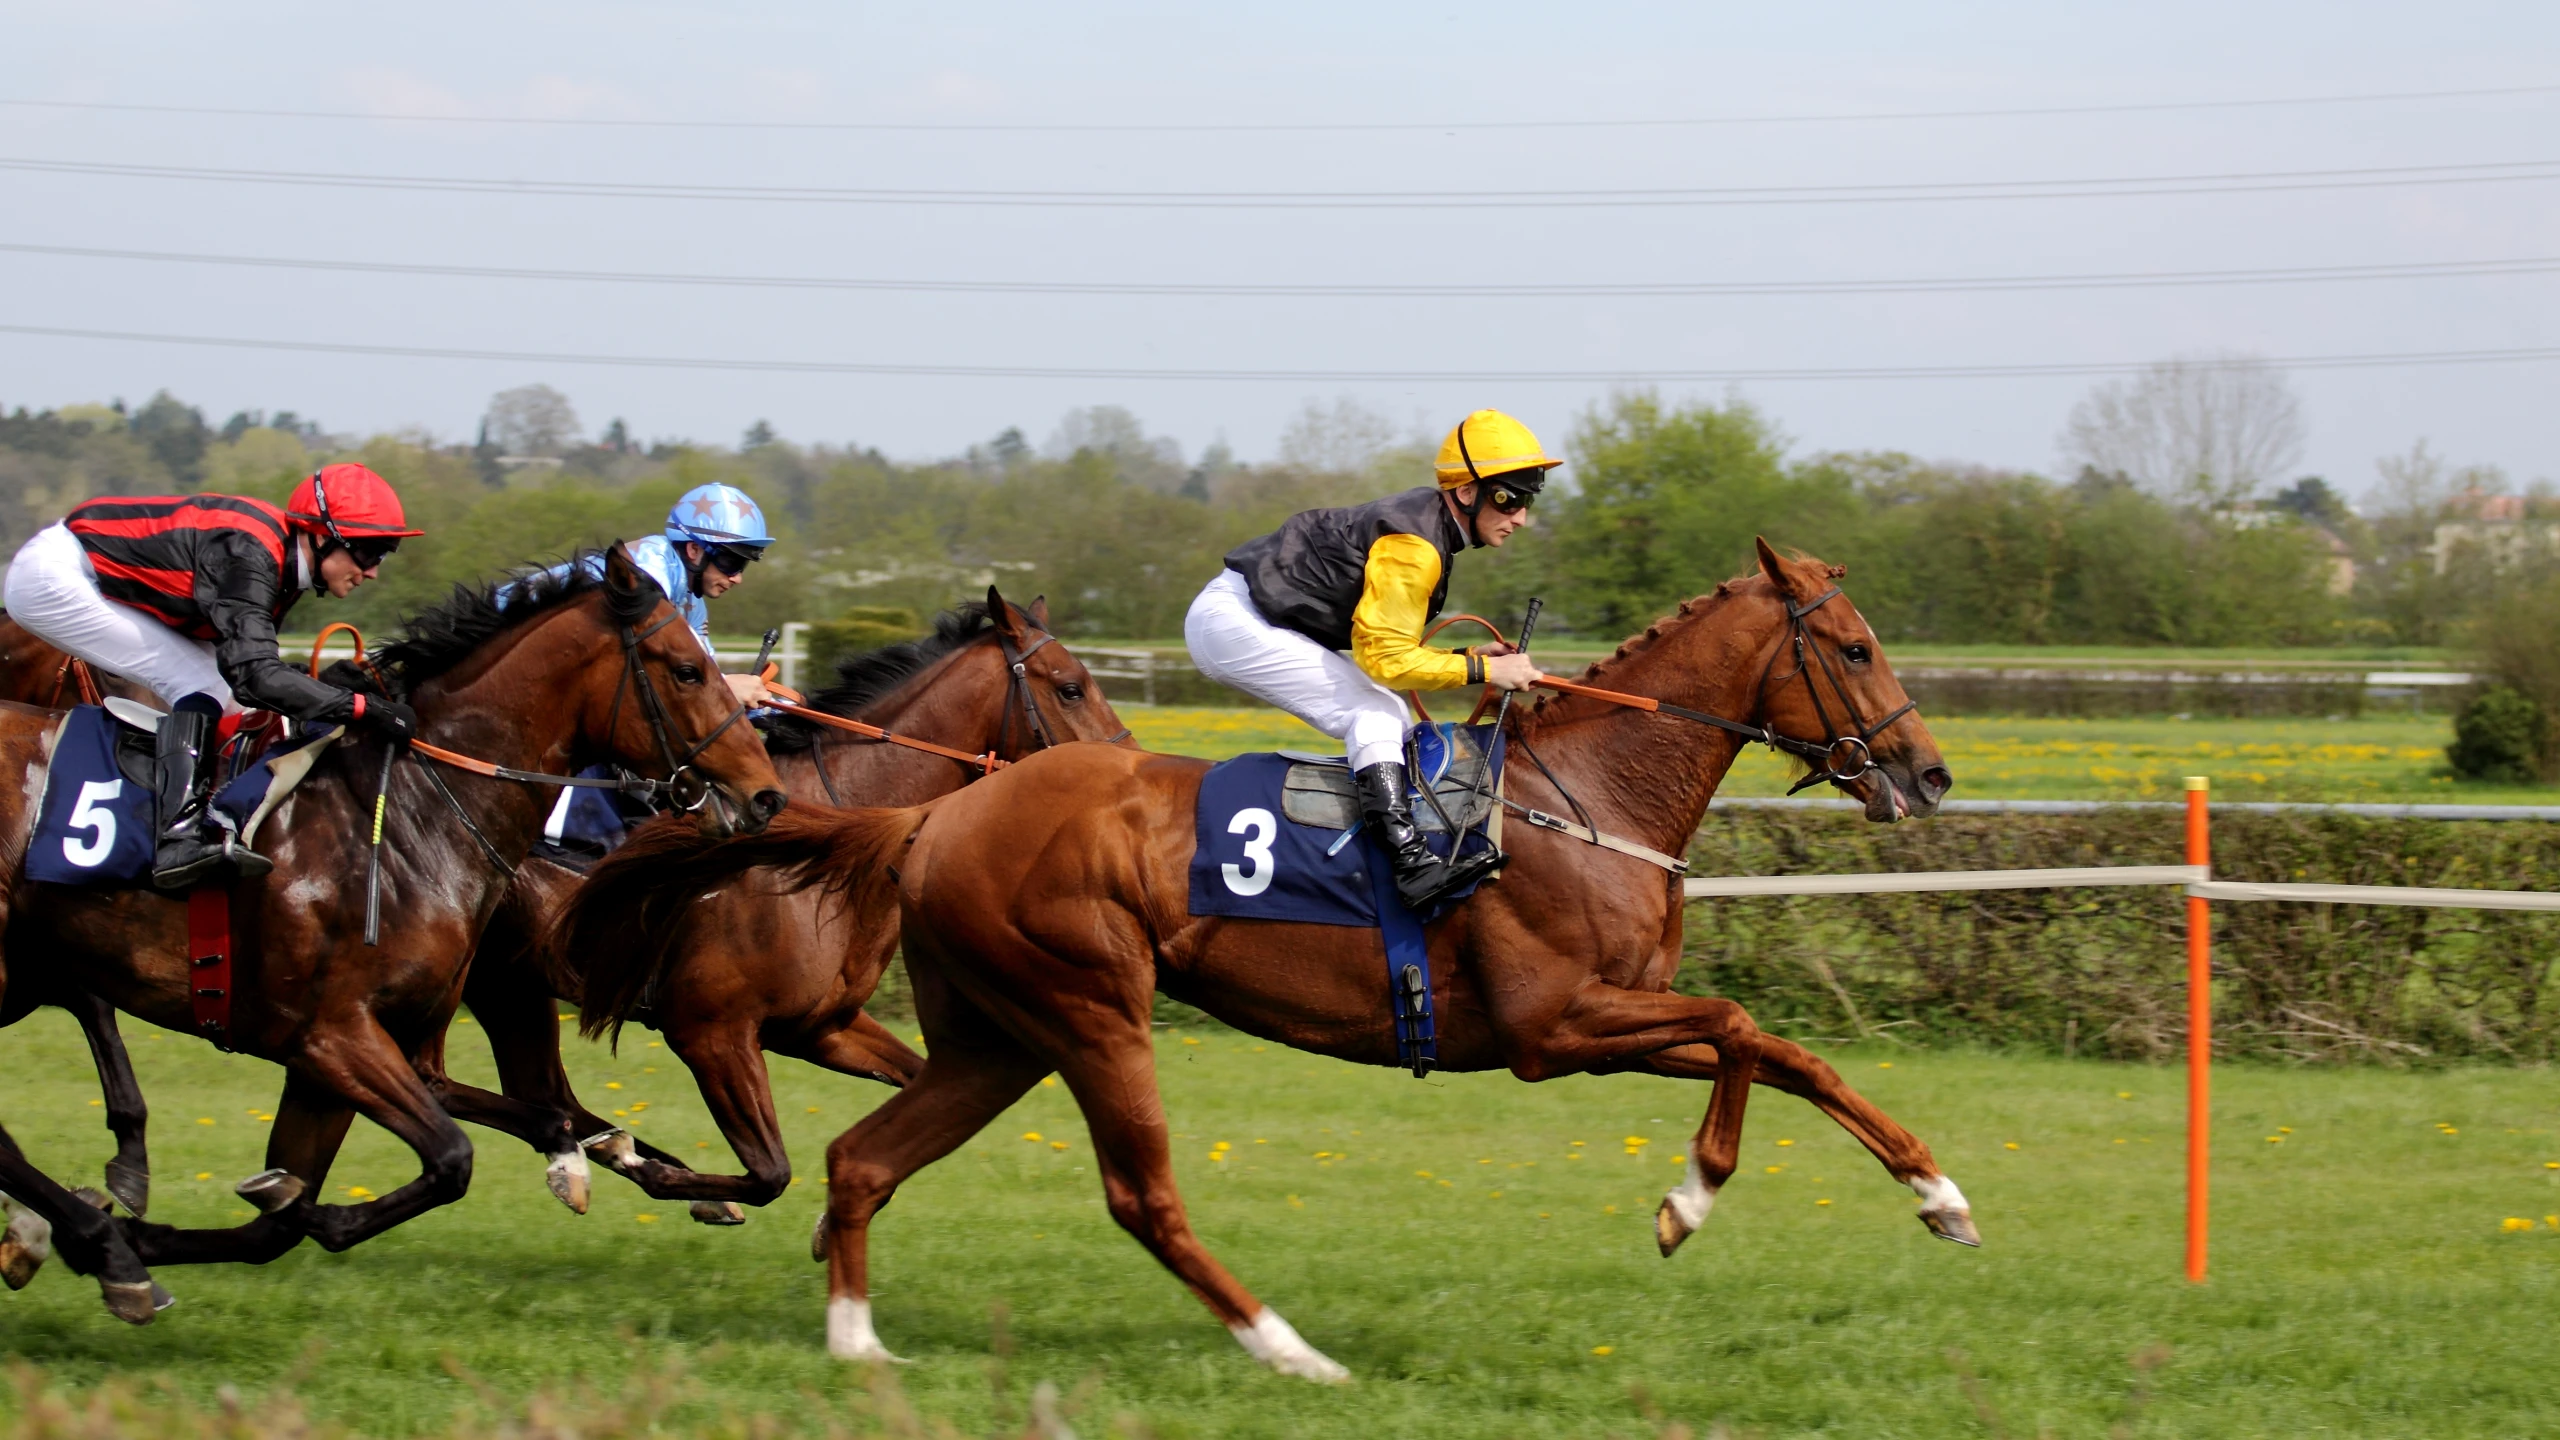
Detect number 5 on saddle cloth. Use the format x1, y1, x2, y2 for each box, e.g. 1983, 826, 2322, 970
28, 703, 333, 888
1187, 721, 1505, 1077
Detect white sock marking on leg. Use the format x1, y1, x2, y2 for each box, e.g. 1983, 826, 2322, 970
827, 1296, 904, 1362
1909, 1173, 1971, 1214
1227, 1307, 1350, 1383
1663, 1154, 1718, 1231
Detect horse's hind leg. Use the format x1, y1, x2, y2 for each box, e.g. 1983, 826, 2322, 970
1638, 1038, 1978, 1246
65, 990, 152, 1217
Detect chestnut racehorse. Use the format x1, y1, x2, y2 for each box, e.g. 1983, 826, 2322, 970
0, 547, 783, 1321
558, 541, 1972, 1379
422, 592, 1131, 1215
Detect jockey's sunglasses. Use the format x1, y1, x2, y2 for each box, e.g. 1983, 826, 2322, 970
342, 537, 399, 569
704, 544, 759, 577
1482, 478, 1539, 515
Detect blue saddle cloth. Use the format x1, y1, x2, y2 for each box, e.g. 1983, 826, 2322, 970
1186, 723, 1503, 928
29, 705, 331, 889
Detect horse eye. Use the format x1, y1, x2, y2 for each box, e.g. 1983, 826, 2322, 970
673, 664, 704, 685
1057, 683, 1085, 704
1842, 645, 1871, 665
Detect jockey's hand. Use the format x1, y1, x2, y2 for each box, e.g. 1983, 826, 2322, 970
1484, 652, 1544, 692
724, 671, 773, 707
1476, 641, 1519, 658
361, 697, 420, 744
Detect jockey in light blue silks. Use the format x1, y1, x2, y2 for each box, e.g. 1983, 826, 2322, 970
538, 482, 777, 850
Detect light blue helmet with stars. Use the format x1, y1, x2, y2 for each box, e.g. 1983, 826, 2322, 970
664, 483, 772, 552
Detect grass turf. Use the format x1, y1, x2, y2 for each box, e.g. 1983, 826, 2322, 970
1120, 708, 2560, 806
3, 1009, 2557, 1436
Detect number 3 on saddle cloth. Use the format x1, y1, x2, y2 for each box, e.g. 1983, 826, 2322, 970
1187, 721, 1504, 1076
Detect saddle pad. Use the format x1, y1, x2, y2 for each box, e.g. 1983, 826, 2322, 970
1190, 753, 1378, 927
28, 706, 157, 884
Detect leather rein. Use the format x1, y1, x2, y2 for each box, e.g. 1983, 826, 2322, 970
759, 622, 1131, 794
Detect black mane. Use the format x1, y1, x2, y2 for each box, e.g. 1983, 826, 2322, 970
329, 550, 656, 698
760, 602, 999, 753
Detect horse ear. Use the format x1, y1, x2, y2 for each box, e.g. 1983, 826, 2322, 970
1753, 536, 1795, 594
987, 585, 1028, 643
604, 541, 644, 594
1027, 595, 1050, 628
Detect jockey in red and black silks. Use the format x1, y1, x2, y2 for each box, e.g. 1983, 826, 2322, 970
4, 462, 426, 889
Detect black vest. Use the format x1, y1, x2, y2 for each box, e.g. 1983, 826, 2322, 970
1223, 487, 1468, 651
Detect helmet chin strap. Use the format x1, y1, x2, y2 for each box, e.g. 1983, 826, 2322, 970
1450, 422, 1492, 549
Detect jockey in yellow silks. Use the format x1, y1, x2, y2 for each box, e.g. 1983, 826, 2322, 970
1185, 409, 1557, 907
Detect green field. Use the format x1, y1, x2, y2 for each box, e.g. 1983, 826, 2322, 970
1121, 708, 2559, 806
3, 1010, 2557, 1436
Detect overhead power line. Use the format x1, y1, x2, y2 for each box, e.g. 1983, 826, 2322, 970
5, 322, 2555, 383
7, 240, 2557, 299
1, 81, 2553, 134
5, 154, 2558, 210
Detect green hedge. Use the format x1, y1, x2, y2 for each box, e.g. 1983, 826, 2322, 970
1682, 810, 2560, 1064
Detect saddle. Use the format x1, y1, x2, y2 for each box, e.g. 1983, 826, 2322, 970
28, 703, 337, 890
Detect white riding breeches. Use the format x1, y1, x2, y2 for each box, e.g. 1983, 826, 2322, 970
1184, 569, 1409, 771
4, 523, 237, 712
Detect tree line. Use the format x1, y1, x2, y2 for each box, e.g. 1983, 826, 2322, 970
0, 383, 2548, 659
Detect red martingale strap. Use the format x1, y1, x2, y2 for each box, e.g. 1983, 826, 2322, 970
187, 886, 234, 1050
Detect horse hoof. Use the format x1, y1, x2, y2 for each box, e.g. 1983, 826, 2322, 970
1, 1201, 53, 1289
105, 1161, 151, 1219
546, 1150, 591, 1215
826, 1297, 908, 1364
1653, 1199, 1694, 1257
98, 1280, 158, 1325
583, 1130, 641, 1174
1918, 1208, 1983, 1248
150, 1281, 177, 1312
236, 1169, 305, 1214
810, 1211, 830, 1262
689, 1201, 747, 1226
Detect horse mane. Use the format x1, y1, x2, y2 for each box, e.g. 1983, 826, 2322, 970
761, 602, 999, 753
328, 550, 656, 698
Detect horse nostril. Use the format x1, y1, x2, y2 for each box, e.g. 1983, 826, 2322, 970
1919, 766, 1953, 801
751, 789, 787, 822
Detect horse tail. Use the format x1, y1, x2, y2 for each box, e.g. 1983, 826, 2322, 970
545, 801, 939, 1047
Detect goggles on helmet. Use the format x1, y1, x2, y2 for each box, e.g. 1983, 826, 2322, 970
342, 536, 401, 570
1482, 477, 1539, 514
703, 543, 760, 577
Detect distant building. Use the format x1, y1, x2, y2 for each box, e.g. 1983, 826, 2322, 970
2430, 493, 2560, 574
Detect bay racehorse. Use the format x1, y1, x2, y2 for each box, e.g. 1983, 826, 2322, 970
419, 592, 1131, 1215
0, 546, 783, 1321
558, 540, 1971, 1378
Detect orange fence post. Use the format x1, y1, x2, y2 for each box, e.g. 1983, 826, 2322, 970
2184, 775, 2212, 1284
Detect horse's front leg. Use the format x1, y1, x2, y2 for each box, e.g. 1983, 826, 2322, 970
273, 1020, 477, 1254
1633, 1040, 1980, 1246
64, 990, 153, 1217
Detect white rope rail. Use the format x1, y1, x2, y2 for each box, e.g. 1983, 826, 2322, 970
2188, 880, 2560, 912
1683, 865, 2205, 898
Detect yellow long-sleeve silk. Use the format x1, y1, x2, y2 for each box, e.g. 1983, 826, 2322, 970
1349, 533, 1470, 690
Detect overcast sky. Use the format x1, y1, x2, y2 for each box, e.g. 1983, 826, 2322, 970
2, 1, 2553, 498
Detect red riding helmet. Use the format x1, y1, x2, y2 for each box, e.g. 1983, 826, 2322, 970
285, 463, 425, 548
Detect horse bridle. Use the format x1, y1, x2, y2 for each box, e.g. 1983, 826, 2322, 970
604, 608, 752, 814
1756, 585, 1918, 796
996, 626, 1132, 756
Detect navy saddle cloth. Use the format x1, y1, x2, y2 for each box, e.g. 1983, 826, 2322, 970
29, 705, 330, 888
1186, 722, 1504, 928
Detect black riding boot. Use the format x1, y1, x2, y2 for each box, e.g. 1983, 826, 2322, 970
1357, 760, 1502, 911
149, 708, 268, 891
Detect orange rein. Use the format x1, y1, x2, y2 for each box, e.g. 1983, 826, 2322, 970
763, 698, 1006, 776
1406, 613, 1667, 725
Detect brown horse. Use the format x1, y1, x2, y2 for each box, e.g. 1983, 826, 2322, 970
419, 592, 1131, 1217
0, 547, 783, 1321
560, 540, 1969, 1378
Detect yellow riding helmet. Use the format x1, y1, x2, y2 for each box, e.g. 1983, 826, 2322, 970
1434, 409, 1563, 489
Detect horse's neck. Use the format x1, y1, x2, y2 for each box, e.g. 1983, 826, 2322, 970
413, 616, 604, 779
1515, 589, 1785, 856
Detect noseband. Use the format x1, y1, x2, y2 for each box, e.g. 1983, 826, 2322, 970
606, 608, 752, 813
1757, 586, 1918, 796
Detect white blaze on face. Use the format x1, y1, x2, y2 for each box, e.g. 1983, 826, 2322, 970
1228, 1307, 1351, 1383
1663, 1153, 1718, 1232
1909, 1173, 1971, 1215
827, 1296, 904, 1362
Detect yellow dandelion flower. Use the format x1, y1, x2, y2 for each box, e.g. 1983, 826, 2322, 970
1816, 1199, 1832, 1207
2113, 1138, 2127, 1145
605, 1082, 623, 1091
1213, 1140, 1232, 1151
1567, 1153, 1583, 1161
1776, 1139, 1794, 1147
1570, 1140, 1585, 1147
1021, 1131, 1044, 1142
2116, 1091, 2133, 1100
1478, 1157, 1492, 1165
1209, 1151, 1226, 1162
2266, 1136, 2284, 1144
1040, 1076, 1058, 1087
1877, 1062, 1893, 1069
635, 1213, 659, 1223
2004, 1142, 2021, 1151
2278, 1126, 2293, 1134
1538, 1211, 1551, 1219
1438, 1180, 1452, 1188
2501, 1217, 2534, 1232
1624, 1135, 1649, 1146
805, 1106, 821, 1114
630, 1102, 649, 1113
194, 1171, 211, 1181
1414, 1169, 1432, 1178
1591, 1345, 1614, 1356
1050, 1141, 1069, 1151
196, 1117, 214, 1126
344, 1185, 374, 1199
1254, 1138, 1267, 1145
1603, 1205, 1617, 1214
1489, 1191, 1503, 1199
1181, 1037, 1201, 1046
